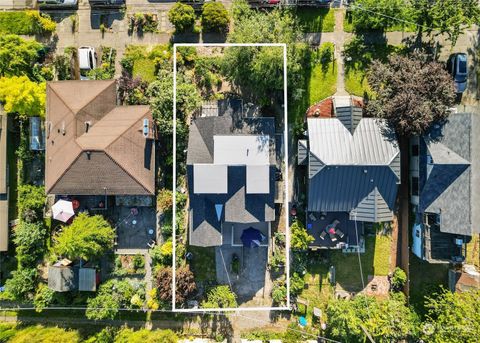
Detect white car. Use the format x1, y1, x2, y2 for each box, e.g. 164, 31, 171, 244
78, 47, 97, 80
37, 0, 78, 8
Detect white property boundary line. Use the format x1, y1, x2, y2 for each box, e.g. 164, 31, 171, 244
172, 43, 289, 312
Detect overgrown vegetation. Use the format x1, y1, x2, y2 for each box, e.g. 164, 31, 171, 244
0, 11, 56, 35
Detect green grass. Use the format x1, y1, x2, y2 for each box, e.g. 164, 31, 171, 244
296, 8, 335, 33
308, 43, 337, 105
132, 58, 156, 83
409, 253, 449, 318
345, 68, 372, 98
343, 10, 416, 33
0, 12, 35, 35
187, 246, 216, 282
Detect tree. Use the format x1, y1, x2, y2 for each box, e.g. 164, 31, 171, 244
0, 76, 46, 117
4, 268, 37, 300
13, 221, 46, 267
290, 220, 314, 250
0, 35, 43, 77
115, 328, 178, 343
168, 3, 195, 33
156, 266, 196, 304
423, 289, 480, 342
326, 293, 419, 341
366, 53, 455, 136
201, 2, 230, 32
349, 0, 410, 31
202, 285, 237, 308
53, 213, 114, 261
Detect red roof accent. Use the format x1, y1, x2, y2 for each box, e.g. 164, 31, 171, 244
306, 98, 334, 118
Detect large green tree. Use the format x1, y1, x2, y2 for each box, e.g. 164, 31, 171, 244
0, 35, 43, 77
422, 289, 480, 342
0, 76, 46, 117
168, 3, 195, 33
326, 293, 419, 342
53, 213, 114, 261
202, 285, 237, 309
13, 221, 46, 268
201, 2, 230, 32
349, 0, 410, 31
366, 53, 455, 136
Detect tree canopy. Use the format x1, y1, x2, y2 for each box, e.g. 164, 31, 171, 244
13, 221, 46, 268
290, 220, 314, 250
53, 213, 115, 261
0, 35, 43, 77
8, 325, 80, 343
86, 279, 137, 320
0, 76, 46, 117
202, 285, 237, 308
423, 289, 480, 342
156, 266, 196, 304
366, 53, 455, 136
168, 3, 195, 33
201, 2, 230, 33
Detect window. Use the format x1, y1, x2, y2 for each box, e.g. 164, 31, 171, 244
412, 177, 419, 196
412, 144, 419, 156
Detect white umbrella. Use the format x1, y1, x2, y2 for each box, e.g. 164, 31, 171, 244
52, 199, 75, 223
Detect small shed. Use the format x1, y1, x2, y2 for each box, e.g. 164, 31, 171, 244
48, 266, 76, 292
79, 268, 96, 291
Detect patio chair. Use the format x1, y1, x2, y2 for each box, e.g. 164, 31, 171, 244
320, 231, 327, 240
335, 228, 345, 239
332, 219, 340, 227
329, 232, 337, 242
308, 212, 317, 221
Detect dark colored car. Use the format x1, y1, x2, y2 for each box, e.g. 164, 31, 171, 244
89, 0, 125, 8
449, 53, 468, 93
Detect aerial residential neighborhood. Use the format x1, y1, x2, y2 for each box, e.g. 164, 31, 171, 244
0, 0, 479, 342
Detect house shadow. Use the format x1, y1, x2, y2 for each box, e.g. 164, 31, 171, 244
197, 313, 234, 342
202, 32, 227, 43
171, 32, 200, 43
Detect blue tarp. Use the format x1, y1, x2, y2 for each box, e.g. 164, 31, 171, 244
241, 227, 266, 248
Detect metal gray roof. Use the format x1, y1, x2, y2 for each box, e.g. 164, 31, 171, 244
78, 268, 96, 291
48, 266, 76, 292
419, 111, 479, 235
298, 139, 308, 165
350, 187, 393, 222
193, 164, 228, 194
333, 96, 363, 134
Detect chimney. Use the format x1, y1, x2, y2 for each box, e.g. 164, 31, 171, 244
86, 151, 91, 160
85, 121, 91, 133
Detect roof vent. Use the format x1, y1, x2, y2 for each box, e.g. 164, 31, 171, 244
61, 121, 66, 136
142, 119, 149, 138
363, 169, 368, 174
86, 151, 91, 160
84, 121, 91, 133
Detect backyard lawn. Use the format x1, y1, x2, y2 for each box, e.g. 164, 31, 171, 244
296, 8, 335, 33
187, 246, 216, 282
132, 58, 156, 83
308, 43, 337, 107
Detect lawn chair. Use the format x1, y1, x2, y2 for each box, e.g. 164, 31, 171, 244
320, 231, 327, 240
335, 228, 345, 239
308, 212, 317, 221
329, 232, 337, 242
332, 219, 340, 227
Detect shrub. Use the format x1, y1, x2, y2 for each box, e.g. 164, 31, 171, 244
86, 279, 136, 320
9, 325, 80, 343
13, 221, 46, 268
168, 3, 195, 33
0, 35, 43, 77
201, 2, 230, 33
0, 77, 46, 118
115, 328, 178, 343
17, 184, 45, 222
156, 266, 196, 304
290, 272, 305, 295
203, 285, 237, 308
157, 188, 173, 212
150, 240, 173, 266
133, 254, 145, 270
290, 220, 314, 250
4, 268, 37, 300
33, 283, 55, 312
391, 267, 407, 291
27, 11, 56, 34
272, 283, 287, 306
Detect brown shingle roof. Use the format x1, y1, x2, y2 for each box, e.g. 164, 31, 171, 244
46, 80, 155, 195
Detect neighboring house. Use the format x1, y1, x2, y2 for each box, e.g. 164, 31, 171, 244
45, 80, 155, 196
411, 111, 480, 263
299, 96, 400, 250
0, 113, 8, 252
186, 114, 276, 247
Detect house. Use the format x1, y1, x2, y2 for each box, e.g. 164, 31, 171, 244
45, 80, 155, 196
186, 115, 276, 247
299, 96, 400, 250
0, 113, 8, 252
410, 111, 480, 263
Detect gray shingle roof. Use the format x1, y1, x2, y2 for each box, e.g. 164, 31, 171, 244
186, 115, 275, 247
419, 111, 479, 235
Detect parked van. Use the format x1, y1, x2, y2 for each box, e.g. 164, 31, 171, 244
78, 47, 97, 80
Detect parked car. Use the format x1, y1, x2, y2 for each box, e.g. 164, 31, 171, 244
449, 53, 468, 93
89, 0, 125, 8
78, 47, 97, 80
37, 0, 77, 8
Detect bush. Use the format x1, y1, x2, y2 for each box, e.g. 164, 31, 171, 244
13, 221, 46, 268
391, 267, 407, 291
271, 281, 287, 306
290, 220, 314, 250
33, 283, 55, 312
157, 188, 173, 213
201, 2, 230, 33
86, 279, 137, 320
115, 328, 178, 343
4, 268, 37, 300
9, 325, 80, 343
0, 35, 43, 78
203, 285, 237, 308
156, 266, 196, 304
290, 272, 305, 295
27, 11, 56, 34
17, 184, 45, 222
150, 240, 173, 266
133, 254, 145, 270
168, 3, 196, 33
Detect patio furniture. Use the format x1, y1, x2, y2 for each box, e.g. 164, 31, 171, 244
52, 200, 75, 223
335, 228, 345, 239
148, 229, 154, 235
332, 219, 340, 227
308, 212, 317, 221
329, 232, 337, 242
147, 240, 155, 249
307, 223, 313, 230
320, 231, 327, 240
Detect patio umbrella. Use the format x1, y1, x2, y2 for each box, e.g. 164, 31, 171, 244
52, 199, 75, 223
240, 227, 266, 248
